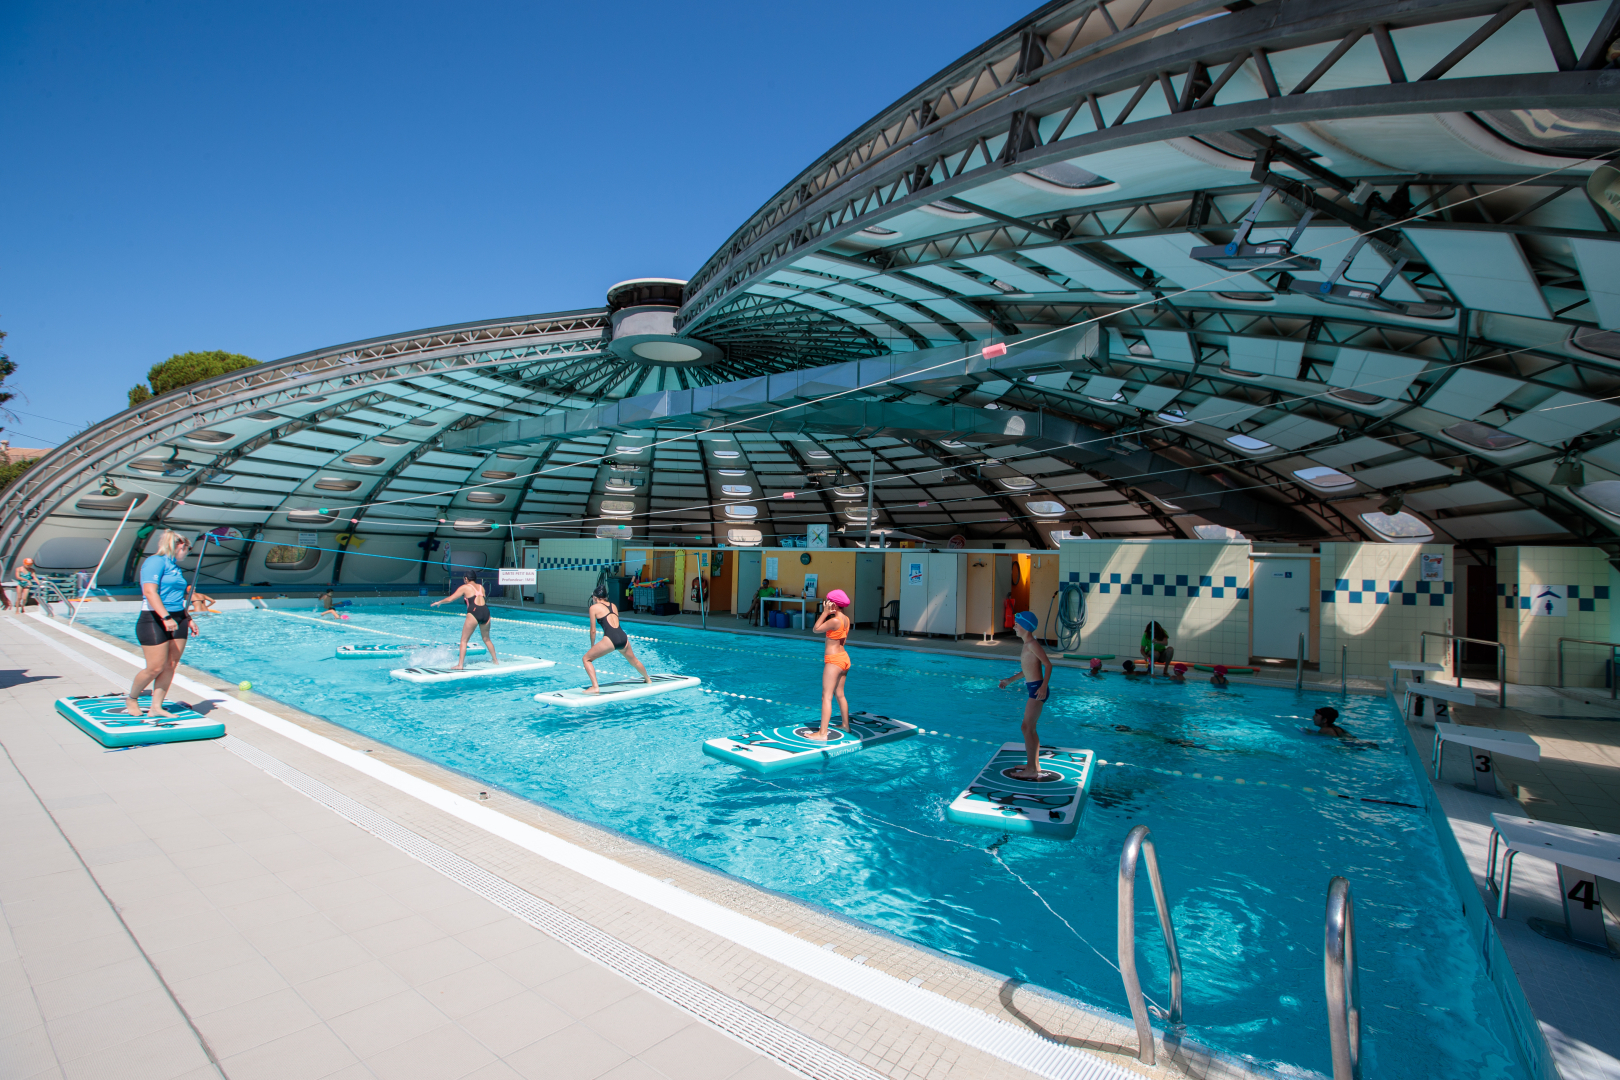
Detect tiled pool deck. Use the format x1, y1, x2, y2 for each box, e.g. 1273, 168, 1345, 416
1, 612, 1273, 1080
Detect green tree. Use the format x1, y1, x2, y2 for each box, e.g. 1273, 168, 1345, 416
129, 350, 258, 408
0, 455, 38, 494
0, 327, 13, 420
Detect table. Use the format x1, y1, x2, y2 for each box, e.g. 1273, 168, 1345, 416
758, 596, 812, 630
1487, 813, 1620, 947
1432, 721, 1538, 795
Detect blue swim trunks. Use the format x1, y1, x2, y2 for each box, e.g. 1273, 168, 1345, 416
1026, 680, 1045, 699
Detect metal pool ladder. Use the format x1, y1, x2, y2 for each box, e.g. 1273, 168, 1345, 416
1117, 825, 1182, 1065
1325, 876, 1361, 1080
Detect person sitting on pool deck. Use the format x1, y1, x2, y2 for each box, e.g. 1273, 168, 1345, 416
1140, 620, 1173, 674
805, 589, 853, 742
1209, 664, 1230, 687
581, 582, 649, 693
996, 610, 1055, 781
1306, 706, 1349, 737
432, 571, 503, 670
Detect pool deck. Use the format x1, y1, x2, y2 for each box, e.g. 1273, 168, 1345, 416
1403, 683, 1620, 1080
0, 609, 1279, 1080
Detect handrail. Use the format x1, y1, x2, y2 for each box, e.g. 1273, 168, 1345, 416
1296, 631, 1307, 690
1324, 877, 1361, 1080
1118, 825, 1182, 1066
1557, 637, 1620, 701
1419, 631, 1506, 709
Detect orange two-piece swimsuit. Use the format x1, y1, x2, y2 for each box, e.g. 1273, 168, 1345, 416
824, 616, 851, 671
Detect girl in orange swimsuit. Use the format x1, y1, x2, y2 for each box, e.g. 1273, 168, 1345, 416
808, 589, 853, 741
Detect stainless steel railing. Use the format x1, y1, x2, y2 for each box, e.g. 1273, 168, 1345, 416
1295, 631, 1306, 690
1419, 631, 1506, 708
1118, 825, 1182, 1065
1324, 877, 1361, 1080
1557, 637, 1620, 700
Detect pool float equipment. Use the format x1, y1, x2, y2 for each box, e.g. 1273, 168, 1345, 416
1192, 663, 1256, 673
389, 656, 556, 683
55, 694, 225, 747
702, 712, 917, 775
534, 673, 701, 708
945, 744, 1093, 840
336, 641, 485, 659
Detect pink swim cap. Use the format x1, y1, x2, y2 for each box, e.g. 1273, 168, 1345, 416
826, 589, 850, 607
1089, 657, 1103, 670
1172, 662, 1187, 674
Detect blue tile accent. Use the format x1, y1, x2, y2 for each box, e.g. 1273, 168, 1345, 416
1497, 583, 1507, 595
1152, 574, 1164, 585
1236, 588, 1249, 600
1164, 585, 1177, 597
1416, 581, 1431, 594
1335, 578, 1350, 590
1110, 573, 1121, 583
1080, 583, 1090, 593
1389, 581, 1403, 593
1599, 586, 1612, 600
1210, 587, 1224, 598
1349, 593, 1362, 603
1121, 584, 1133, 595
1100, 583, 1111, 594
1141, 584, 1154, 595
1131, 573, 1144, 585
1361, 579, 1375, 592
1569, 585, 1581, 598
1403, 594, 1417, 606
1430, 594, 1445, 606
1068, 571, 1080, 582
1187, 586, 1200, 597
1444, 581, 1454, 594
1505, 596, 1515, 609
1176, 574, 1188, 586
1224, 576, 1237, 587
1520, 596, 1530, 609
1375, 593, 1389, 605
1089, 572, 1100, 583
1579, 598, 1596, 612
1322, 591, 1335, 603
1200, 575, 1213, 586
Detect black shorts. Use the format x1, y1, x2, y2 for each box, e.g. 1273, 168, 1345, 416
136, 611, 190, 646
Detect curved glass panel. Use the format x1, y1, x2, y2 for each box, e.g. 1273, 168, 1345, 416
721, 484, 753, 496
345, 455, 384, 467
1193, 524, 1246, 540
313, 478, 360, 491
726, 528, 763, 545
998, 476, 1036, 490
1026, 500, 1066, 517
1359, 511, 1434, 541
1441, 421, 1528, 451
599, 500, 636, 517
1294, 466, 1355, 489
711, 449, 741, 459
1573, 481, 1620, 516
480, 470, 516, 480
1226, 434, 1272, 451
466, 492, 504, 505
724, 503, 759, 519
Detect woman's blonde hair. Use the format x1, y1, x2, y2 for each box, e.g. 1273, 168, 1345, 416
153, 530, 189, 559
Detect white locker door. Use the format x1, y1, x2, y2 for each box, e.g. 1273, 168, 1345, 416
1251, 559, 1311, 659
900, 555, 930, 633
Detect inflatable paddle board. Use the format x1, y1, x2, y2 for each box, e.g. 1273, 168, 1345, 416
533, 673, 699, 708
336, 641, 485, 659
55, 694, 226, 748
703, 711, 917, 775
389, 656, 555, 683
945, 743, 1092, 840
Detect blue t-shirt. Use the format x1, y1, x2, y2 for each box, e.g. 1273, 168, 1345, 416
139, 555, 188, 613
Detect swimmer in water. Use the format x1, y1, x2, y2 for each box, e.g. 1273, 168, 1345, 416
1209, 664, 1230, 687
430, 571, 501, 669
1087, 657, 1104, 677
1305, 706, 1349, 737
1121, 659, 1140, 675
316, 589, 341, 619
1169, 662, 1188, 681
582, 583, 648, 692
805, 589, 852, 741
996, 610, 1055, 781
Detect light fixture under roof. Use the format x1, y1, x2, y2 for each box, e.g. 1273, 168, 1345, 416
1551, 453, 1585, 487
1190, 185, 1322, 272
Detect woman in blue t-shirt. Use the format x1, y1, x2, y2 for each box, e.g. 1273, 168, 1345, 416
124, 530, 194, 717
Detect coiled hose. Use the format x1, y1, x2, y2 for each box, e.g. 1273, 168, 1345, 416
1044, 581, 1087, 653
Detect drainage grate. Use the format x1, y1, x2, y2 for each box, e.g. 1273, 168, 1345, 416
223, 736, 883, 1080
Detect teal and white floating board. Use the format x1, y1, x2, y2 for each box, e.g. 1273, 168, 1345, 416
534, 673, 700, 709
703, 712, 917, 774
55, 694, 225, 748
389, 656, 555, 683
946, 744, 1093, 840
336, 641, 485, 659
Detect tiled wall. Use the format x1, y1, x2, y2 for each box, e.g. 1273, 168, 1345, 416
1499, 546, 1614, 686
1058, 540, 1252, 665
1316, 543, 1453, 680
533, 539, 621, 610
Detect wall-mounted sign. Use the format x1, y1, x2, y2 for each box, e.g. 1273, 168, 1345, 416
498, 568, 536, 585
908, 562, 923, 585
765, 557, 779, 580
297, 532, 318, 546
1421, 554, 1444, 581
1532, 584, 1566, 617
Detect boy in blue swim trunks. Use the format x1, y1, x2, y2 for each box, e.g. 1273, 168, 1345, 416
997, 610, 1055, 781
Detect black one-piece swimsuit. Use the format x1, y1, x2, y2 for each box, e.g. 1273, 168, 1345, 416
465, 592, 490, 625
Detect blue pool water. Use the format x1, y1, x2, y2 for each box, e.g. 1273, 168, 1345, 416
84, 604, 1526, 1080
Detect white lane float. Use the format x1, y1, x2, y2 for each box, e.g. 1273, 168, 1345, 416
336, 641, 485, 659
945, 744, 1093, 840
389, 656, 556, 683
55, 694, 226, 747
702, 711, 917, 775
534, 673, 701, 708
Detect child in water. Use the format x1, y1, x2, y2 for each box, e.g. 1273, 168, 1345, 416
1087, 657, 1104, 677
1209, 664, 1230, 687
996, 611, 1055, 781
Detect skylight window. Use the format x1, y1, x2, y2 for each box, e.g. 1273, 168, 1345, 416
1157, 409, 1190, 425
1359, 511, 1434, 542
721, 484, 753, 496
1226, 434, 1272, 451
1026, 500, 1066, 517
1193, 524, 1246, 540
726, 528, 763, 546
724, 503, 759, 519
600, 500, 636, 517
312, 478, 360, 491
596, 525, 633, 539
711, 449, 741, 459
466, 492, 504, 504
1048, 529, 1089, 545
1441, 421, 1529, 452
480, 470, 516, 480
286, 509, 336, 525
833, 486, 865, 497
1573, 481, 1620, 517
998, 476, 1036, 490
344, 455, 384, 467
187, 430, 231, 444
717, 469, 747, 477
375, 436, 408, 446
1024, 162, 1111, 189
859, 225, 899, 237
1294, 466, 1355, 490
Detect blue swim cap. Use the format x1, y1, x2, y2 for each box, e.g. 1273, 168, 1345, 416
1014, 610, 1039, 632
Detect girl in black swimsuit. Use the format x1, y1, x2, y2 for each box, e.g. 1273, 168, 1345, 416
429, 571, 501, 670
583, 583, 650, 693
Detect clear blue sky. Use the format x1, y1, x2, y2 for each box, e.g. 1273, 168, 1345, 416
1, 0, 1034, 448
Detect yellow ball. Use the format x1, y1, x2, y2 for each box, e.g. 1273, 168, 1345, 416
238, 681, 252, 691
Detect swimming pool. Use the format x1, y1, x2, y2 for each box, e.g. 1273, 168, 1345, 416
82, 603, 1525, 1080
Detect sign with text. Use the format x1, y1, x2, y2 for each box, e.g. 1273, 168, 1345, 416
297, 532, 319, 546
1421, 553, 1444, 581
498, 568, 537, 585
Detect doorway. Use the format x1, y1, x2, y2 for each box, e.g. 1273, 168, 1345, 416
853, 552, 883, 627
737, 550, 762, 615
1250, 558, 1311, 662
1464, 563, 1499, 677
